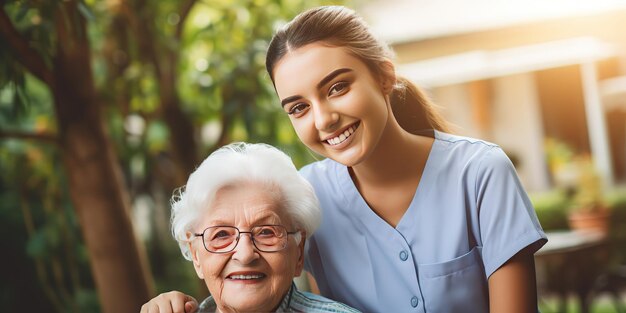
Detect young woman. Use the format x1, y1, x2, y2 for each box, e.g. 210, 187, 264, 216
143, 5, 547, 313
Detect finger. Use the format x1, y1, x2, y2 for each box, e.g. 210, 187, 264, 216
157, 303, 172, 313
169, 294, 186, 313
155, 295, 173, 313
184, 299, 199, 313
146, 303, 160, 313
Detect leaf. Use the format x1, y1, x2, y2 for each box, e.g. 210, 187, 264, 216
43, 221, 61, 249
14, 1, 31, 22
77, 1, 95, 21
26, 230, 48, 258
14, 83, 30, 117
146, 121, 169, 153
74, 289, 100, 312
11, 86, 25, 118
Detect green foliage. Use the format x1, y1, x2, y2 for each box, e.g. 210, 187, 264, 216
177, 0, 310, 149
0, 138, 96, 312
531, 186, 626, 267
570, 156, 606, 213
2, 0, 350, 311
1, 0, 59, 70
605, 185, 626, 211
544, 138, 610, 214
606, 186, 626, 264
530, 190, 570, 231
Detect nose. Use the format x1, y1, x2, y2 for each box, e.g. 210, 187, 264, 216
313, 101, 339, 131
232, 233, 259, 264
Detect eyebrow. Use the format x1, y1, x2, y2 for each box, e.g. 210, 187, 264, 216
251, 213, 281, 225
209, 212, 282, 227
280, 68, 353, 108
317, 68, 352, 90
281, 95, 303, 108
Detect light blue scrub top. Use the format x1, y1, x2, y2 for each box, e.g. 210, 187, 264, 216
300, 131, 547, 313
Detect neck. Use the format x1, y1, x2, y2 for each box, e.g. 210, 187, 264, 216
215, 284, 293, 313
350, 115, 433, 187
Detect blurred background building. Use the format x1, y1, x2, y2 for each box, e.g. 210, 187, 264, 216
360, 0, 626, 192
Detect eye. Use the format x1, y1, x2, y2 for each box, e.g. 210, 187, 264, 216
328, 81, 349, 96
212, 230, 231, 239
256, 227, 278, 237
208, 227, 236, 240
287, 102, 309, 116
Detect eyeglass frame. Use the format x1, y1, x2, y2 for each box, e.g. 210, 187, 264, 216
193, 225, 301, 254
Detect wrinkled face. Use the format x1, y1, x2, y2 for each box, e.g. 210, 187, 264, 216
274, 43, 392, 167
189, 182, 304, 313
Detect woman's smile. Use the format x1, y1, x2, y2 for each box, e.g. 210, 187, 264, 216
225, 271, 267, 284
323, 122, 360, 147
192, 183, 304, 312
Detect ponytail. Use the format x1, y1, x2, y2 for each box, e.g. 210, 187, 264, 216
391, 77, 450, 134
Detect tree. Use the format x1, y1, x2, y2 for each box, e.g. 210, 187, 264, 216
1, 1, 152, 312
1, 0, 345, 311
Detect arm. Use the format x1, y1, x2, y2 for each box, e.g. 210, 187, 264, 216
140, 291, 198, 313
488, 246, 539, 313
474, 147, 546, 312
306, 271, 321, 295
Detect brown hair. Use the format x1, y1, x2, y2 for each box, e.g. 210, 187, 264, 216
266, 6, 449, 133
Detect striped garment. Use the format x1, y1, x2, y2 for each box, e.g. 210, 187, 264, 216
197, 282, 360, 313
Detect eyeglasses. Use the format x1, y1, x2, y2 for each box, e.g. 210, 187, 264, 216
193, 225, 300, 253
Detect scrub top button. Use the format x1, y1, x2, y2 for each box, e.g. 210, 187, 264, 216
399, 250, 408, 261
411, 296, 419, 308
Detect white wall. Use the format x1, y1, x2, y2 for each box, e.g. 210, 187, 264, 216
491, 74, 550, 191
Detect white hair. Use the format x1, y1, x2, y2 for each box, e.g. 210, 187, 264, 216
171, 142, 321, 260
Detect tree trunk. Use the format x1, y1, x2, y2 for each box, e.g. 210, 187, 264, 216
50, 3, 153, 312
159, 78, 198, 185
125, 0, 200, 187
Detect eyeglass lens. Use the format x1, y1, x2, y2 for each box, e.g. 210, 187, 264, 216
203, 225, 289, 253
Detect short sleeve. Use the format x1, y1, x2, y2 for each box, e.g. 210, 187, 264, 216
475, 147, 547, 277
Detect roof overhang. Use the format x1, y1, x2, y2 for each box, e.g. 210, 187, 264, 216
397, 37, 617, 87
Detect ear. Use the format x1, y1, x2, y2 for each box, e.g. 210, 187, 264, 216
379, 60, 396, 95
294, 231, 306, 277
188, 234, 205, 280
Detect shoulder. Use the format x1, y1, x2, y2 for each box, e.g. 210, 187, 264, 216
299, 158, 340, 185
433, 131, 509, 169
291, 288, 362, 313
434, 131, 499, 154
299, 158, 336, 176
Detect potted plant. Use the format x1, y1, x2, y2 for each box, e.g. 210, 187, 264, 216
567, 156, 611, 237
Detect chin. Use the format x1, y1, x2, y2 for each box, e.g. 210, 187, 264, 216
339, 159, 362, 168
333, 149, 366, 167
220, 301, 263, 312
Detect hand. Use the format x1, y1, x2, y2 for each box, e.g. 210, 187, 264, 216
140, 291, 198, 313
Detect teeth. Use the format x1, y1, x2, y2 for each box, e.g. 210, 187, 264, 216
229, 274, 264, 280
327, 125, 356, 146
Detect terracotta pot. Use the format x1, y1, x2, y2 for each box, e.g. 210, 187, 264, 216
567, 209, 611, 237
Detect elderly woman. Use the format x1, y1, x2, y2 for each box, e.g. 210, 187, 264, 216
140, 143, 359, 313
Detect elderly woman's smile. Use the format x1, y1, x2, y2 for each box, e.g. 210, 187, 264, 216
226, 273, 266, 281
